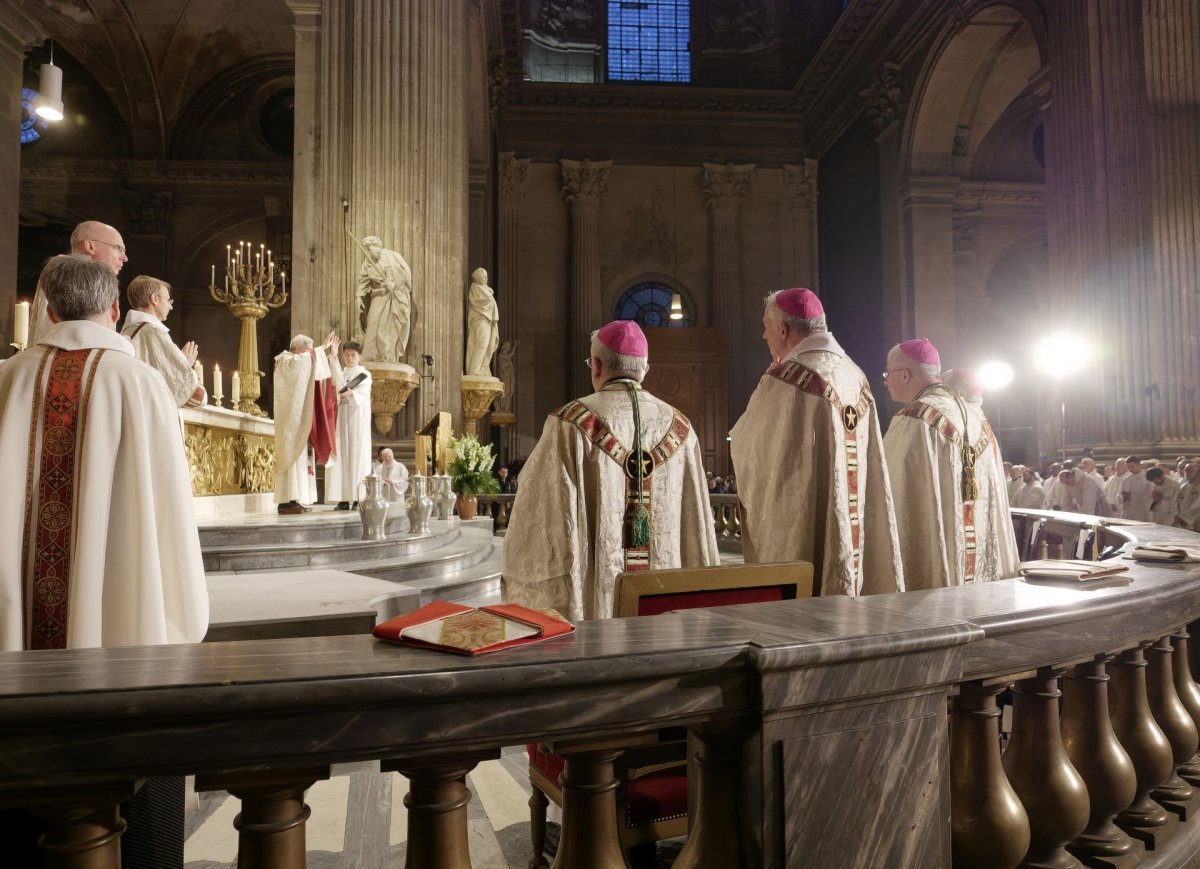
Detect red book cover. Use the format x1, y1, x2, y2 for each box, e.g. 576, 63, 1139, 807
373, 601, 575, 655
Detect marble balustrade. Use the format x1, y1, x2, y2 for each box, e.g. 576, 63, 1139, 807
3, 513, 1200, 867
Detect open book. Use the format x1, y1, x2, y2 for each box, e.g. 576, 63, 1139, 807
1019, 559, 1130, 583
373, 601, 575, 655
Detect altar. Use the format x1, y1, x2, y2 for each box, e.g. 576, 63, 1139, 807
180, 406, 276, 520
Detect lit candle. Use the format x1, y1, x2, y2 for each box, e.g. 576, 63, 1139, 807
231, 371, 241, 406
226, 244, 231, 269
13, 301, 29, 347
213, 364, 223, 403
193, 359, 202, 385
282, 270, 287, 295
211, 264, 215, 286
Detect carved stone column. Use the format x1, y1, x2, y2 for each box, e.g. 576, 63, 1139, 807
899, 175, 960, 361
497, 151, 529, 456
561, 159, 612, 396
782, 160, 819, 290
288, 0, 468, 432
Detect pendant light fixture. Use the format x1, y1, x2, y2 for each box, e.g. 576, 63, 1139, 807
669, 292, 683, 320
34, 41, 64, 122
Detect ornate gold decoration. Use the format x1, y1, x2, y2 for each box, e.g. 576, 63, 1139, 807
369, 364, 420, 435
461, 377, 505, 436
184, 424, 276, 497
209, 243, 289, 417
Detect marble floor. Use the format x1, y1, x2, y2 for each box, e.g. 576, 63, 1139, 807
183, 745, 683, 869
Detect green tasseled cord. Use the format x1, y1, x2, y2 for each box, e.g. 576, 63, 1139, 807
625, 382, 651, 546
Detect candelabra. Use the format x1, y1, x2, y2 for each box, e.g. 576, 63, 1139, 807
209, 242, 288, 417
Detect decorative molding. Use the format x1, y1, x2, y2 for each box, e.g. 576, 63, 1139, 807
498, 151, 530, 201
530, 0, 599, 41
22, 158, 292, 186
859, 61, 905, 133
487, 55, 508, 114
0, 0, 46, 50
125, 190, 174, 237
506, 83, 798, 114
791, 0, 886, 114
952, 210, 979, 252
560, 158, 612, 209
704, 0, 769, 51
701, 163, 755, 211
783, 160, 819, 211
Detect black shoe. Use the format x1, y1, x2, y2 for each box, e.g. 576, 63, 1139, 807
351, 501, 359, 509
335, 502, 350, 511
278, 502, 304, 515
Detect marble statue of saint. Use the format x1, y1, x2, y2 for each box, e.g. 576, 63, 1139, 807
358, 236, 414, 363
464, 267, 500, 376
496, 339, 518, 412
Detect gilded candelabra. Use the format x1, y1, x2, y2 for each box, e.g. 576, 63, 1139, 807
209, 243, 288, 417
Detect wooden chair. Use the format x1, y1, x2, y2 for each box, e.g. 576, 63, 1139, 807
527, 562, 813, 865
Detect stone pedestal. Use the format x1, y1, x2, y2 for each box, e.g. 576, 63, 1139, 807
461, 375, 504, 437
369, 363, 419, 436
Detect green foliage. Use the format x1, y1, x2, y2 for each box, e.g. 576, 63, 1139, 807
448, 433, 501, 496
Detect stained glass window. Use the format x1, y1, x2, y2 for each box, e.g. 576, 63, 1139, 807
608, 0, 691, 83
614, 282, 689, 327
20, 88, 46, 146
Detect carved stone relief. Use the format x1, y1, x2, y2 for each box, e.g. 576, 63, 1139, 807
860, 62, 905, 133
184, 425, 276, 496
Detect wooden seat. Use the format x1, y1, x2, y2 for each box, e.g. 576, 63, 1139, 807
527, 562, 813, 865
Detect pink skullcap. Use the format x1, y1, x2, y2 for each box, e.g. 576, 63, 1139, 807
943, 368, 982, 398
596, 320, 648, 358
774, 288, 823, 319
899, 338, 940, 367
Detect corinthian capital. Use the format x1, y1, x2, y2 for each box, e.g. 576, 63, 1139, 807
859, 62, 905, 133
701, 163, 755, 211
783, 160, 818, 211
560, 159, 613, 208
499, 152, 531, 202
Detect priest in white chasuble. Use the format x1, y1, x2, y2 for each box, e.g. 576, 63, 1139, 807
0, 255, 208, 650
730, 288, 903, 596
502, 321, 719, 621
883, 339, 1019, 589
120, 275, 205, 407
324, 340, 374, 509
273, 332, 338, 514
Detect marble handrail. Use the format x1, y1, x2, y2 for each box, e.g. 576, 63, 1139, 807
2, 511, 1200, 867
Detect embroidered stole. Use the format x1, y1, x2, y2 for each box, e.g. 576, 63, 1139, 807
769, 360, 875, 592
553, 396, 691, 572
20, 347, 105, 649
896, 400, 995, 583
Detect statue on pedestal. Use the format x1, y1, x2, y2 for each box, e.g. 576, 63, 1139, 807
357, 235, 414, 363
464, 268, 499, 376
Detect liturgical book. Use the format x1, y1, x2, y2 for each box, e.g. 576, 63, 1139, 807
1019, 559, 1130, 583
373, 601, 574, 655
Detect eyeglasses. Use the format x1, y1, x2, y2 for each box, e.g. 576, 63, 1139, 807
87, 239, 127, 257
582, 356, 593, 369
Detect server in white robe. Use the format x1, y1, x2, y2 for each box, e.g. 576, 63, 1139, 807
1147, 468, 1181, 526
29, 221, 129, 346
1054, 468, 1108, 516
1104, 458, 1130, 516
1119, 457, 1156, 522
731, 288, 903, 596
324, 341, 374, 508
120, 275, 205, 407
0, 255, 207, 650
1176, 463, 1200, 530
273, 333, 338, 513
502, 321, 719, 621
883, 339, 1019, 588
1012, 467, 1046, 510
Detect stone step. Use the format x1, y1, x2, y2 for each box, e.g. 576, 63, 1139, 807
339, 524, 497, 585
369, 547, 503, 620
197, 506, 411, 548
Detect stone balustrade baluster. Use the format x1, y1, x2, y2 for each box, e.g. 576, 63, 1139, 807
1109, 643, 1174, 842
2, 781, 138, 869
528, 787, 550, 869
950, 680, 1030, 868
1061, 655, 1140, 862
547, 737, 632, 869
674, 725, 743, 869
1146, 635, 1198, 814
713, 503, 727, 537
195, 766, 330, 869
1171, 628, 1200, 784
729, 504, 741, 538
496, 499, 509, 530
1002, 667, 1089, 866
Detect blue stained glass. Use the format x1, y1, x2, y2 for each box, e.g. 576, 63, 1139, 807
608, 0, 690, 83
20, 87, 46, 145
614, 282, 689, 328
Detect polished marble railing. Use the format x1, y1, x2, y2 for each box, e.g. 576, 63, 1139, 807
3, 512, 1200, 867
709, 492, 741, 540
475, 492, 514, 530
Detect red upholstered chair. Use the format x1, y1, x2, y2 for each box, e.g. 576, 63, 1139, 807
527, 562, 813, 864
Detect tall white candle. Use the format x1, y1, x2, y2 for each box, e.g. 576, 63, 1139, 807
211, 264, 215, 286
213, 364, 223, 402
193, 359, 202, 385
13, 301, 29, 347
231, 371, 241, 406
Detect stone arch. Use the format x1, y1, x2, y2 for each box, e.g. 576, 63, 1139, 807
603, 268, 705, 328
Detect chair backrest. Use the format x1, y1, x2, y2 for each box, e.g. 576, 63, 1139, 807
613, 562, 814, 618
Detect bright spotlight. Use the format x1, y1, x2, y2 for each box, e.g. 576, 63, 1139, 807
1033, 332, 1090, 379
977, 360, 1014, 391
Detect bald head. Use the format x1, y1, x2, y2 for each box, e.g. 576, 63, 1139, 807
69, 221, 127, 275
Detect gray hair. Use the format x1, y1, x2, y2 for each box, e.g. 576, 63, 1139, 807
590, 330, 648, 381
362, 236, 383, 249
289, 334, 315, 352
41, 254, 118, 321
886, 344, 941, 379
763, 291, 827, 334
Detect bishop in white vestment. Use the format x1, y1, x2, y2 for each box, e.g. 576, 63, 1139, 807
502, 321, 719, 621
274, 333, 337, 512
883, 339, 1019, 589
324, 341, 374, 507
0, 256, 207, 650
731, 288, 903, 596
120, 275, 205, 407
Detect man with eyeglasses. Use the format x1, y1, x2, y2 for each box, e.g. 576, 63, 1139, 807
120, 275, 206, 407
882, 339, 1019, 588
29, 220, 129, 345
730, 288, 904, 596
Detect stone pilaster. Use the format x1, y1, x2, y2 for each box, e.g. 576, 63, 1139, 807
288, 0, 468, 433
783, 160, 819, 290
123, 189, 173, 278
0, 2, 45, 349
899, 175, 959, 362
561, 158, 611, 396
497, 152, 528, 424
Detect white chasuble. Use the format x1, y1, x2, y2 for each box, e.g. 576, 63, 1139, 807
0, 320, 209, 650
883, 385, 1019, 589
502, 382, 719, 622
273, 348, 330, 504
121, 311, 204, 407
730, 334, 904, 596
1120, 473, 1156, 522
324, 359, 374, 502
